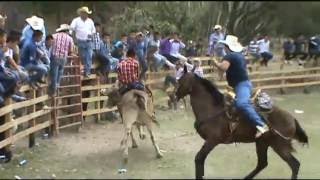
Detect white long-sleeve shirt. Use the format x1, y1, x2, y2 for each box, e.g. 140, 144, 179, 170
166, 62, 203, 80
257, 39, 270, 53
70, 17, 96, 41
169, 39, 185, 57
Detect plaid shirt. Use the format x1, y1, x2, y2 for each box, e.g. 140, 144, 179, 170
52, 32, 73, 59
117, 57, 139, 85
92, 32, 101, 50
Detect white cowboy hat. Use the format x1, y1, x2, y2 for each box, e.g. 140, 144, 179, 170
214, 24, 222, 30
25, 16, 44, 31
0, 14, 7, 20
218, 35, 244, 53
56, 24, 70, 32
77, 6, 92, 15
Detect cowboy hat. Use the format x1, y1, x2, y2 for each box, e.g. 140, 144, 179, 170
136, 32, 143, 37
25, 16, 44, 31
0, 14, 7, 20
56, 24, 71, 32
213, 24, 222, 30
77, 6, 92, 15
218, 35, 244, 53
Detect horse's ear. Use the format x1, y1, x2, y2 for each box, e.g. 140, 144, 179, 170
183, 65, 188, 74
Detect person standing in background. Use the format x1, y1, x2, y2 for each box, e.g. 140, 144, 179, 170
70, 6, 96, 77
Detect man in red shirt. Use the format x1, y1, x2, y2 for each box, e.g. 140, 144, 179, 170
117, 48, 144, 95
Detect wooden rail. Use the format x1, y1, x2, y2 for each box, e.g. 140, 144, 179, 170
0, 56, 320, 156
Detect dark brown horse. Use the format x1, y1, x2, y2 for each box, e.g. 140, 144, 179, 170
175, 66, 309, 179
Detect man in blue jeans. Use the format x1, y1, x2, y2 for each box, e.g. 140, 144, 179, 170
20, 30, 47, 89
135, 32, 148, 80
70, 6, 96, 77
212, 35, 269, 138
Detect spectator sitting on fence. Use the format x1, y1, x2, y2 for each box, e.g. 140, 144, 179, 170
282, 37, 295, 64
93, 32, 111, 77
247, 36, 261, 65
257, 35, 273, 67
20, 30, 48, 89
0, 29, 23, 104
195, 38, 204, 56
92, 22, 102, 64
159, 32, 179, 64
112, 33, 127, 60
185, 40, 197, 58
293, 34, 308, 67
308, 35, 320, 63
99, 32, 119, 73
135, 32, 148, 80
147, 31, 174, 72
163, 59, 194, 91
127, 29, 137, 51
35, 34, 54, 75
191, 59, 204, 78
0, 14, 6, 30
48, 24, 74, 97
117, 48, 143, 95
169, 32, 188, 62
7, 30, 22, 64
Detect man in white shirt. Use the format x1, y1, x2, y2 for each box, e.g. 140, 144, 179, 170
258, 35, 273, 67
70, 6, 96, 77
169, 32, 188, 62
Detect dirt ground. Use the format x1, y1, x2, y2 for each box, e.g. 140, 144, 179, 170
0, 88, 320, 179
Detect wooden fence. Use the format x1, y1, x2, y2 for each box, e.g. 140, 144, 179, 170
0, 56, 320, 156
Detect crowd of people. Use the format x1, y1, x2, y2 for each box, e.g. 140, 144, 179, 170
0, 5, 319, 122
0, 6, 207, 107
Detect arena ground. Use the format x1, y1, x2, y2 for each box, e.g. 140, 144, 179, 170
0, 88, 319, 179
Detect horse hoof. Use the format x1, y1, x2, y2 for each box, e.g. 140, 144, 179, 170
118, 168, 127, 174
156, 153, 163, 159
140, 134, 146, 140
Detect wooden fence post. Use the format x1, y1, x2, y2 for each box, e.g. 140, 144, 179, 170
3, 98, 13, 157
28, 88, 36, 148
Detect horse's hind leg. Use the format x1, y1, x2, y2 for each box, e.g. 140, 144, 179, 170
145, 122, 163, 158
244, 140, 269, 179
195, 141, 216, 179
130, 130, 138, 148
271, 143, 300, 179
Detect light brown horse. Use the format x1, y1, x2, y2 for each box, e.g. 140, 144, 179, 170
175, 66, 309, 179
106, 87, 163, 173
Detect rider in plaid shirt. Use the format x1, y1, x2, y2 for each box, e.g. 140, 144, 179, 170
117, 48, 144, 94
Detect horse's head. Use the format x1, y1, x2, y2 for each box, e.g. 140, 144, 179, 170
175, 65, 195, 101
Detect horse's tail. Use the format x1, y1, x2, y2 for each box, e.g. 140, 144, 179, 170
294, 118, 309, 145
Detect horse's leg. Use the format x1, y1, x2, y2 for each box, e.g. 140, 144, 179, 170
130, 129, 138, 148
119, 110, 138, 172
137, 124, 146, 140
145, 121, 163, 158
271, 143, 300, 179
183, 98, 187, 110
195, 141, 217, 179
244, 140, 269, 179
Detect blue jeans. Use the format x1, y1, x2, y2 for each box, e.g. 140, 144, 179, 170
0, 71, 17, 97
48, 57, 67, 95
109, 57, 119, 72
234, 80, 265, 127
77, 40, 93, 75
152, 53, 167, 71
137, 52, 148, 79
260, 52, 273, 61
24, 63, 47, 83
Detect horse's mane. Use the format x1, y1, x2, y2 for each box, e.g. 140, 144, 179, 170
194, 74, 224, 105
